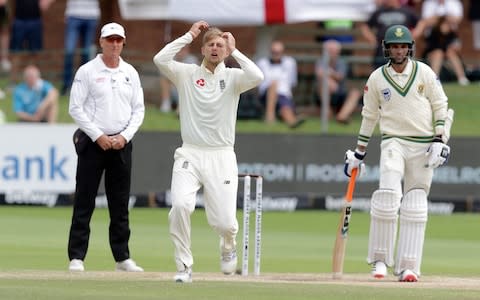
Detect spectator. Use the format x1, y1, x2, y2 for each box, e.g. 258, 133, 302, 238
420, 0, 463, 30
12, 64, 58, 123
359, 0, 419, 69
315, 39, 362, 124
0, 0, 8, 99
256, 40, 304, 128
9, 0, 54, 83
423, 16, 469, 85
61, 0, 101, 95
0, 0, 10, 72
468, 0, 480, 52
159, 44, 198, 112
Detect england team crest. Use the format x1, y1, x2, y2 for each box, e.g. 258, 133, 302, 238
382, 88, 391, 101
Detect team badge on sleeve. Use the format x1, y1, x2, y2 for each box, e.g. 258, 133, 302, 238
382, 88, 391, 101
364, 85, 368, 93
417, 84, 424, 95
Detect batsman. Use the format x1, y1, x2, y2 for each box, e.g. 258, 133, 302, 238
344, 25, 453, 282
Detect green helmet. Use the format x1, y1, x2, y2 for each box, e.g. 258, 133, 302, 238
382, 25, 415, 59
383, 25, 413, 45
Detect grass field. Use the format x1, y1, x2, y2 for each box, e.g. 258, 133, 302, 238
0, 206, 479, 299
1, 82, 479, 136
1, 79, 479, 299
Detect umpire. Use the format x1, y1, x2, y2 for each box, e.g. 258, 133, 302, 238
67, 22, 145, 272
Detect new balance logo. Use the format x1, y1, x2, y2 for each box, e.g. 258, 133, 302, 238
224, 180, 230, 184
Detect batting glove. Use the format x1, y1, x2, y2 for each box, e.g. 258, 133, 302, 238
425, 142, 450, 168
344, 149, 366, 178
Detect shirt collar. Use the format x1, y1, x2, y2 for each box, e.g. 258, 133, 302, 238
387, 58, 413, 77
201, 59, 226, 74
94, 54, 125, 72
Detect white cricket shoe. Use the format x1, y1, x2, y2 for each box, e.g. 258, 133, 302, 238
371, 261, 387, 279
174, 266, 192, 283
398, 269, 418, 282
220, 249, 237, 275
115, 258, 144, 272
69, 259, 85, 272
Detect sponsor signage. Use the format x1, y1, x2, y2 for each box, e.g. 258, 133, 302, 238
1, 126, 479, 213
0, 124, 77, 194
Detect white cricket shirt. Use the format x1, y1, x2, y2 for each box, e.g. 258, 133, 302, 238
153, 33, 264, 148
358, 59, 448, 147
69, 54, 145, 142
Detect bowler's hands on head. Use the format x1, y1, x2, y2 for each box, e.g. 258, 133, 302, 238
222, 32, 236, 55
189, 20, 209, 39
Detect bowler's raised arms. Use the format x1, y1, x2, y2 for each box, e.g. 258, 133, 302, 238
222, 32, 236, 54
189, 21, 209, 39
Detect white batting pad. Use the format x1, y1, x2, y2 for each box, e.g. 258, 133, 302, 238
395, 189, 428, 276
367, 189, 401, 266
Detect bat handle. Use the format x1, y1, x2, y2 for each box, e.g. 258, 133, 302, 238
345, 168, 358, 202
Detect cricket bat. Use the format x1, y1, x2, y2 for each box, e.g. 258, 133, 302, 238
332, 168, 358, 279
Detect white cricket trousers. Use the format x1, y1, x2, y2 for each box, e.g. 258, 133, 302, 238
168, 144, 239, 271
379, 138, 434, 195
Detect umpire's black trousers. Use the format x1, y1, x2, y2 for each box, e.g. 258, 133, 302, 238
68, 140, 133, 262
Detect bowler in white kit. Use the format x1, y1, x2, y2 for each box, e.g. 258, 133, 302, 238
153, 20, 264, 283
344, 25, 452, 282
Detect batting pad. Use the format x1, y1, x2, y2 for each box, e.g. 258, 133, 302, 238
395, 189, 428, 276
367, 189, 401, 267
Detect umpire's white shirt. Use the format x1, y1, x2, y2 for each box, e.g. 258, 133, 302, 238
153, 33, 264, 148
69, 54, 145, 142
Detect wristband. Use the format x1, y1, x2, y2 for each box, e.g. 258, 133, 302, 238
354, 149, 366, 160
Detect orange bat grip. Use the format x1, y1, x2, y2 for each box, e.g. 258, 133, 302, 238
345, 168, 358, 202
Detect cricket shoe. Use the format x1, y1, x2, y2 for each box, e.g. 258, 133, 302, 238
174, 265, 192, 283
398, 269, 418, 282
371, 261, 387, 279
69, 259, 85, 272
220, 249, 238, 275
115, 258, 144, 272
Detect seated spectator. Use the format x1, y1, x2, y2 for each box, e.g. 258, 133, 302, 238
13, 65, 58, 123
423, 16, 470, 85
159, 44, 198, 112
256, 40, 304, 128
468, 0, 480, 55
315, 39, 362, 124
9, 0, 54, 84
420, 0, 463, 30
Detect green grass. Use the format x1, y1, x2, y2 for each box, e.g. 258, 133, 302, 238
0, 207, 479, 299
1, 82, 479, 136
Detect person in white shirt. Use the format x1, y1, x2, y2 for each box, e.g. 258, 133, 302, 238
344, 25, 452, 282
256, 40, 304, 128
67, 22, 145, 273
153, 20, 263, 283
